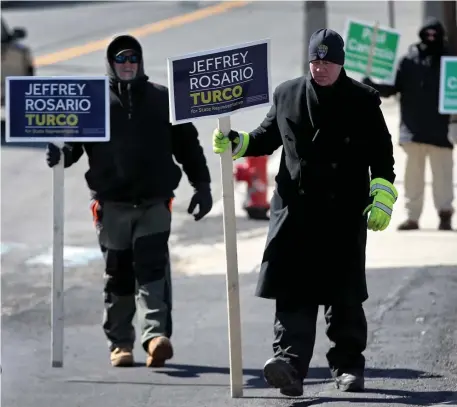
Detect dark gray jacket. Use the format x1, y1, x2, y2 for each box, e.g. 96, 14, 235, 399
363, 18, 453, 149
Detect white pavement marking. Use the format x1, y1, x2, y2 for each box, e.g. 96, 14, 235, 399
429, 400, 457, 407
0, 243, 27, 256
25, 246, 102, 267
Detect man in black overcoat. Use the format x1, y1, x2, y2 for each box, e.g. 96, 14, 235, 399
213, 29, 399, 397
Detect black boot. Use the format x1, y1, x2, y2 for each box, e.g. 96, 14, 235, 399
335, 373, 365, 392
438, 210, 453, 231
263, 357, 303, 397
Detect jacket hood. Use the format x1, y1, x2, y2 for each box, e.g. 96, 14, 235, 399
418, 17, 445, 41
415, 17, 447, 56
106, 34, 148, 85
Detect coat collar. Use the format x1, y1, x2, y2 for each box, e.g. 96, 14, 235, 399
285, 69, 349, 132
285, 75, 308, 131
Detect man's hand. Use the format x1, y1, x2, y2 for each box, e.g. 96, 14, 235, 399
363, 178, 398, 231
212, 129, 249, 160
46, 143, 72, 168
361, 76, 374, 87
188, 182, 213, 221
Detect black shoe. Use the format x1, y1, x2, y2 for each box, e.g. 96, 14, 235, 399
438, 210, 453, 231
263, 357, 303, 397
335, 373, 365, 392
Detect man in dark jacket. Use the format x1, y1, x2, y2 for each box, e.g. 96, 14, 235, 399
363, 18, 454, 231
45, 34, 213, 368
213, 29, 397, 397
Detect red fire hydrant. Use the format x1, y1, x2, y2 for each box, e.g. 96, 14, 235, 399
234, 156, 270, 220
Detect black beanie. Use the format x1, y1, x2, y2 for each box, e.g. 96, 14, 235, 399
108, 35, 143, 59
309, 28, 345, 65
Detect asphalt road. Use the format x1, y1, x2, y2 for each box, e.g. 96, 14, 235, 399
1, 1, 457, 406
2, 264, 457, 407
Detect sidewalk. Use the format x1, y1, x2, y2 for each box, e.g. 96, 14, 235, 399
365, 99, 457, 269
172, 100, 457, 276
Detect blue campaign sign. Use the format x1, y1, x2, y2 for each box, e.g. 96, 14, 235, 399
5, 76, 110, 143
167, 39, 271, 124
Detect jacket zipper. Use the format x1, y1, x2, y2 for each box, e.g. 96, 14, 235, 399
126, 83, 139, 206
127, 83, 133, 120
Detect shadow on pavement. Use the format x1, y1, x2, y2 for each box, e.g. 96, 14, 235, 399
154, 363, 442, 380
65, 363, 444, 392
290, 389, 457, 406
155, 364, 445, 393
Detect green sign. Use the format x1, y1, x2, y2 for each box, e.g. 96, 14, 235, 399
343, 19, 401, 82
439, 57, 457, 114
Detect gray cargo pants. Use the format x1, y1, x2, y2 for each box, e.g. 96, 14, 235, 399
93, 199, 172, 352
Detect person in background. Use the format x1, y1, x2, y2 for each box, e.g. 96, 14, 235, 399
363, 18, 454, 231
45, 34, 213, 368
213, 28, 397, 397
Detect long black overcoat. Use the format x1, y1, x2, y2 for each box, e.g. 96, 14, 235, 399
243, 70, 396, 304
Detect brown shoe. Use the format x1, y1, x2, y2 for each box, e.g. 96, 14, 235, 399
146, 336, 173, 367
438, 210, 453, 231
397, 219, 419, 230
110, 347, 134, 367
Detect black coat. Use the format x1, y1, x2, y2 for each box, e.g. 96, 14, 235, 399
243, 70, 396, 304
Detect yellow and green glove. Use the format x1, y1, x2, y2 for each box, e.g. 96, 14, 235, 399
212, 129, 250, 160
363, 178, 398, 231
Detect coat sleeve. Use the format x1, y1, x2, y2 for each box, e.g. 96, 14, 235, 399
243, 90, 283, 156
171, 122, 211, 186
367, 94, 396, 184
367, 57, 404, 98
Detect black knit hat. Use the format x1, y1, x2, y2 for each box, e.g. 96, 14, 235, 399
309, 28, 345, 65
108, 35, 142, 59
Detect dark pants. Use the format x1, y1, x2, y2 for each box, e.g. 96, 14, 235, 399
94, 199, 172, 352
273, 298, 367, 379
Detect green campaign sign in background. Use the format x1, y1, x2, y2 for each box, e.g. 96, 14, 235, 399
343, 19, 401, 82
439, 57, 457, 114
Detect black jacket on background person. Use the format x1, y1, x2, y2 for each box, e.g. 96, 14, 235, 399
56, 35, 211, 204
363, 18, 453, 149
245, 69, 395, 304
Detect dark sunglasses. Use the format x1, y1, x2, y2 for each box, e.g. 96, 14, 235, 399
114, 54, 140, 64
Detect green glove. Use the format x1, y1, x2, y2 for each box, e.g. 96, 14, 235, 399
363, 178, 398, 231
212, 129, 249, 160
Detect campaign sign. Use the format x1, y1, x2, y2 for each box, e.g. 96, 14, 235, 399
5, 76, 110, 143
343, 19, 400, 83
167, 39, 271, 124
439, 56, 457, 114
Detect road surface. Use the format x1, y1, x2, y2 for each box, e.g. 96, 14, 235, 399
1, 2, 456, 406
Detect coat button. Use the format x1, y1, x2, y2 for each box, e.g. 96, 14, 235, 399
331, 162, 338, 169
344, 137, 350, 144
298, 189, 305, 195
